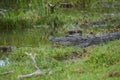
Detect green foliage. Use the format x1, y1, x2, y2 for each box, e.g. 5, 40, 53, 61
0, 0, 119, 31
0, 40, 120, 80
0, 1, 120, 79
0, 14, 31, 31
87, 41, 120, 67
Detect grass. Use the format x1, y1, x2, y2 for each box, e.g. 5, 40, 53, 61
0, 40, 120, 80
0, 1, 120, 80
1, 1, 118, 31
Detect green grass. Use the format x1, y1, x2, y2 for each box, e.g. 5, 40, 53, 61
0, 40, 120, 80
0, 1, 120, 79
0, 0, 118, 31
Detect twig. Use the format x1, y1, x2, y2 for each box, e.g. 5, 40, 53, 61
25, 52, 40, 70
1, 70, 14, 75
18, 52, 51, 79
18, 70, 46, 79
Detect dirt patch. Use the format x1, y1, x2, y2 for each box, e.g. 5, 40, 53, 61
79, 17, 117, 28
52, 54, 68, 61
0, 46, 12, 53
116, 59, 120, 64
71, 49, 91, 59
52, 49, 91, 62
75, 69, 92, 74
75, 69, 86, 74
108, 71, 120, 78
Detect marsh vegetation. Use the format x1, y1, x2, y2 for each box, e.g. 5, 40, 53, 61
0, 0, 120, 80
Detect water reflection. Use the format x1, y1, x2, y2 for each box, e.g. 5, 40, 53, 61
0, 58, 10, 67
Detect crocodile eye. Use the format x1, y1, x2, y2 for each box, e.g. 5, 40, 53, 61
81, 38, 83, 41
84, 39, 87, 41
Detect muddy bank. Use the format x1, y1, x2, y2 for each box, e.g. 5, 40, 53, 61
50, 32, 120, 47
78, 18, 118, 28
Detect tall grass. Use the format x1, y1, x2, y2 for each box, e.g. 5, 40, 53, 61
0, 13, 32, 31
0, 0, 117, 31
0, 0, 43, 31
